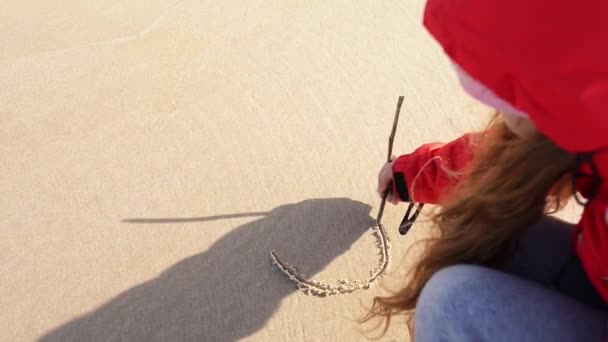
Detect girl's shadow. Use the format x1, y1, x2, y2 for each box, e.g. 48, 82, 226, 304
40, 198, 374, 342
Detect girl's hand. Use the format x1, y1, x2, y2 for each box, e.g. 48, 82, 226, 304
377, 156, 400, 205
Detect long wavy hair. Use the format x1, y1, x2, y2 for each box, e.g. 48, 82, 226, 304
361, 116, 576, 337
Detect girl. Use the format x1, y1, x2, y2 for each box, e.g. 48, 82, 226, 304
368, 0, 608, 340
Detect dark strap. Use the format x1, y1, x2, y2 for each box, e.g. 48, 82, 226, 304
572, 153, 602, 206
399, 202, 424, 235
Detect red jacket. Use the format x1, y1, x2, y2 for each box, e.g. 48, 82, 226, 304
392, 134, 608, 304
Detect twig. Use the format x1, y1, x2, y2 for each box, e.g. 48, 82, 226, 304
377, 96, 404, 224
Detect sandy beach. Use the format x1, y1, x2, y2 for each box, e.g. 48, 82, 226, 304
0, 1, 582, 341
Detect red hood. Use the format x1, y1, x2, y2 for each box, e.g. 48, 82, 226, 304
424, 0, 608, 153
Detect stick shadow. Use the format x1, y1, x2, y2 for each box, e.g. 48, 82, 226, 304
40, 198, 374, 342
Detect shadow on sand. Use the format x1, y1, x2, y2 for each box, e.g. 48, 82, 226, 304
40, 198, 375, 342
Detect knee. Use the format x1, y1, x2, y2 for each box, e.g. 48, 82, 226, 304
415, 265, 490, 333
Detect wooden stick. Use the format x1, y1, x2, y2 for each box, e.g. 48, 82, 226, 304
376, 96, 404, 224
387, 96, 404, 163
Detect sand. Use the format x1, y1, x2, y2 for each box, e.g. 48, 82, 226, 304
0, 1, 582, 341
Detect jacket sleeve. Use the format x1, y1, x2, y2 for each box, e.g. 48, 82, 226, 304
391, 132, 479, 204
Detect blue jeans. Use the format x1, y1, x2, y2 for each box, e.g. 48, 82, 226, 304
415, 217, 608, 342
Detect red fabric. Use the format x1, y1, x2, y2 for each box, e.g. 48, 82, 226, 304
423, 0, 608, 153
392, 133, 477, 204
